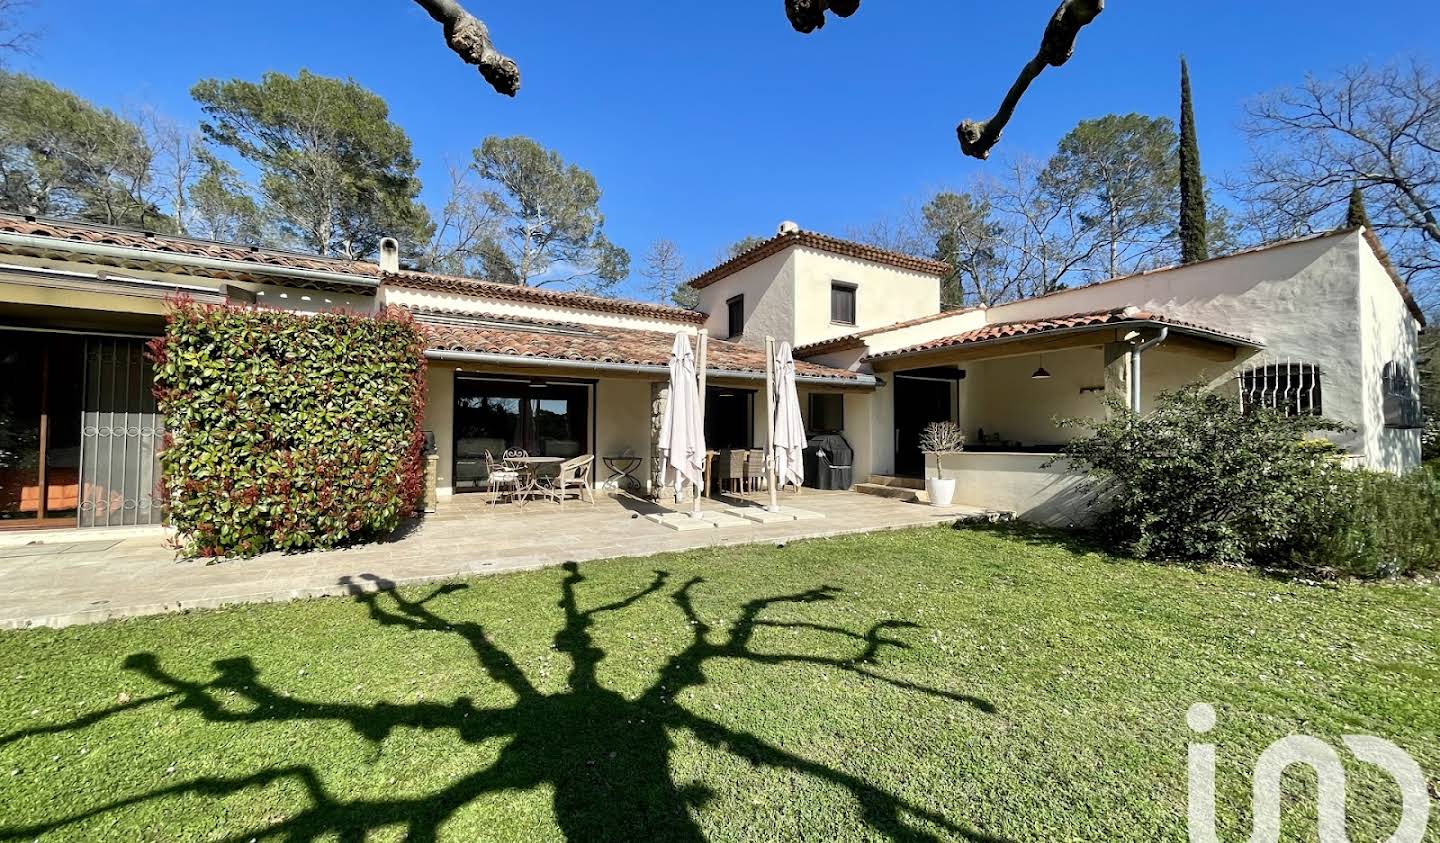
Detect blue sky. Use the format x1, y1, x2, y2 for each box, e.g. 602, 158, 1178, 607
14, 1, 1439, 299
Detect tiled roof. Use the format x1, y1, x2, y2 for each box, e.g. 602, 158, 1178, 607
0, 212, 381, 286
385, 270, 707, 325
419, 313, 863, 381
0, 213, 712, 325
866, 308, 1264, 361
687, 229, 951, 290
793, 306, 985, 356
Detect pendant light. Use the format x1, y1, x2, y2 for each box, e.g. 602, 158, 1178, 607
1031, 353, 1052, 380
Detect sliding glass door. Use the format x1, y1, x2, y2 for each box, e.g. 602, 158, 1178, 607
0, 333, 83, 527
453, 375, 590, 490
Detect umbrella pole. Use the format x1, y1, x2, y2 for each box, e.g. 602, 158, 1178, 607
765, 335, 780, 512
693, 329, 708, 516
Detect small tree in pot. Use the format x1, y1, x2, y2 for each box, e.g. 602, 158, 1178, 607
919, 421, 965, 506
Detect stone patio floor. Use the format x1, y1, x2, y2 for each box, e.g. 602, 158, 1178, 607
0, 491, 984, 629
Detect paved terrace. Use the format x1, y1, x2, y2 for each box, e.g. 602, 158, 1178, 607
0, 491, 984, 629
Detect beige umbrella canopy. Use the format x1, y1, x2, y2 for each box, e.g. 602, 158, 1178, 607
657, 333, 706, 508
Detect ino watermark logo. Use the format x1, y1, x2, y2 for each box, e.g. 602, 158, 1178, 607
1187, 703, 1431, 843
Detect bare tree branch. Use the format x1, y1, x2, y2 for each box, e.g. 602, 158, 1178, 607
957, 0, 1104, 160
784, 0, 860, 34
412, 0, 520, 97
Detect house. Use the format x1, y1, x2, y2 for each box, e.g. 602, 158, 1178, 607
0, 212, 1425, 533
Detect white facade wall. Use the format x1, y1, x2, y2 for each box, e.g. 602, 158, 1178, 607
982, 231, 1388, 458
860, 308, 988, 355
697, 251, 796, 346
695, 247, 943, 349
790, 248, 941, 348
1357, 242, 1424, 473
380, 286, 698, 334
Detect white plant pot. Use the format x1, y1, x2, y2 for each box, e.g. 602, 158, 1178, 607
926, 477, 956, 507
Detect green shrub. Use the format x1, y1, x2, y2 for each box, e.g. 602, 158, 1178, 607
1291, 465, 1440, 578
1422, 416, 1439, 462
1056, 385, 1350, 568
149, 300, 427, 558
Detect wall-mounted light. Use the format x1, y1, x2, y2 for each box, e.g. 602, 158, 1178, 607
1030, 353, 1052, 380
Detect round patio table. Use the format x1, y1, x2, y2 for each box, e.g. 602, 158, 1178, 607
506, 456, 564, 505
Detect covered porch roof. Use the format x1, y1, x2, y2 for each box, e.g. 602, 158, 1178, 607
864, 307, 1263, 369
418, 310, 875, 387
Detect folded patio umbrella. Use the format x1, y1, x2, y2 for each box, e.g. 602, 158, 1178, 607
771, 341, 807, 494
658, 332, 706, 504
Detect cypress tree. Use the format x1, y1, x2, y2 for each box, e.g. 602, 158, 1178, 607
1346, 186, 1372, 229
1178, 56, 1208, 263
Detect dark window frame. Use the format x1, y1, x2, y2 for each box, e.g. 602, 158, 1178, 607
830, 281, 857, 326
726, 294, 744, 339
1381, 360, 1423, 429
809, 392, 845, 432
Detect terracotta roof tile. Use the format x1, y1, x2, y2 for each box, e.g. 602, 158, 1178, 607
418, 313, 861, 381
793, 306, 985, 356
384, 270, 708, 325
688, 229, 951, 290
866, 308, 1263, 361
0, 212, 381, 285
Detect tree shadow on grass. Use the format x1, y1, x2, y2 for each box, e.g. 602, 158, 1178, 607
0, 564, 1003, 842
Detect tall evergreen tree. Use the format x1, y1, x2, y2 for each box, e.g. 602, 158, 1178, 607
1345, 185, 1373, 229
1178, 56, 1208, 264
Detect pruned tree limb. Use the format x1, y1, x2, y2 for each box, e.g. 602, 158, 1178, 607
412, 0, 520, 97
957, 0, 1104, 160
785, 0, 860, 34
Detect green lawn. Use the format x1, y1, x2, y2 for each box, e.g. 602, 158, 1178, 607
0, 525, 1435, 842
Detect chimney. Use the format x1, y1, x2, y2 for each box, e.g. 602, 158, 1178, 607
777, 220, 800, 235
378, 237, 400, 273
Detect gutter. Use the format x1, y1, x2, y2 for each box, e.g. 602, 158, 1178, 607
0, 231, 380, 290
425, 349, 877, 388
1128, 327, 1169, 413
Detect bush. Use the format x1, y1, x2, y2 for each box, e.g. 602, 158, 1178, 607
1422, 416, 1439, 462
1056, 385, 1351, 568
150, 301, 427, 558
1292, 464, 1440, 578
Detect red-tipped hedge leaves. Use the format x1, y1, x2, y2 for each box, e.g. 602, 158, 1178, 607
149, 300, 427, 558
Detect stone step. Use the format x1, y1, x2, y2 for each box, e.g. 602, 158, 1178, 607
854, 482, 929, 504
865, 474, 926, 490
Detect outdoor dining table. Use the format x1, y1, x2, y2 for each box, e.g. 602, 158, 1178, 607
506, 455, 565, 505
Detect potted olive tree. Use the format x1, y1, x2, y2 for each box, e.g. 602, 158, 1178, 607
919, 421, 965, 507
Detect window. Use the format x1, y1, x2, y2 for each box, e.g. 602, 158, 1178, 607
809, 393, 845, 432
830, 282, 857, 325
726, 295, 744, 338
1382, 360, 1422, 429
1237, 362, 1322, 416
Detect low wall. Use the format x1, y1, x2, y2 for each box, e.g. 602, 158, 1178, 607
924, 452, 1096, 527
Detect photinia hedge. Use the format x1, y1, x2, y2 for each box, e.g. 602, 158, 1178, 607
149, 300, 427, 558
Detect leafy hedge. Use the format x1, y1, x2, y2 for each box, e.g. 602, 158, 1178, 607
1057, 385, 1439, 578
149, 301, 427, 557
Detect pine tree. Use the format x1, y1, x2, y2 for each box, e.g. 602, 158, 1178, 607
1178, 56, 1208, 264
1345, 186, 1372, 229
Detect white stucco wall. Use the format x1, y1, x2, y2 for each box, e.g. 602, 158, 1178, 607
1357, 239, 1424, 473
955, 346, 1225, 446
927, 453, 1093, 527
381, 286, 698, 334
860, 308, 989, 355
985, 231, 1372, 456
696, 251, 796, 346
790, 247, 941, 348
595, 377, 655, 490
423, 363, 457, 498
